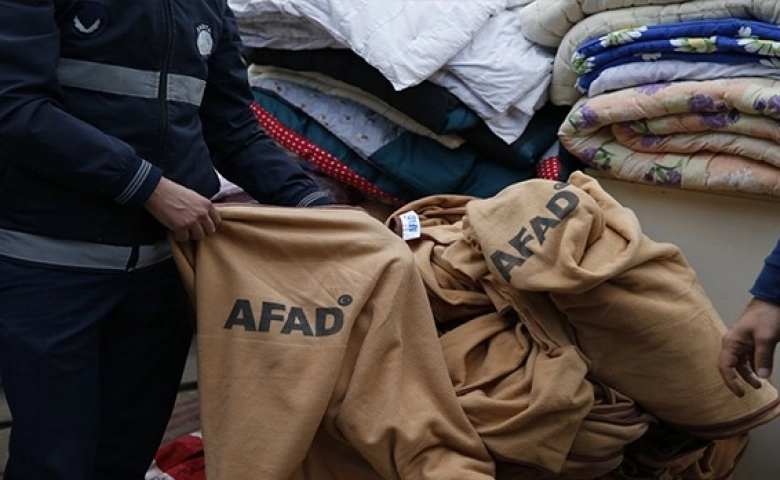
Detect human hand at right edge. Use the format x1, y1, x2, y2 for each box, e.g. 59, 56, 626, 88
719, 298, 780, 397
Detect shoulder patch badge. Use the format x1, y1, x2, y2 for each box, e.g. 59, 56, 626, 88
196, 24, 214, 57
71, 1, 107, 37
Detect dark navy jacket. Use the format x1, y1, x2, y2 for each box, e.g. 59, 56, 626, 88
0, 0, 331, 246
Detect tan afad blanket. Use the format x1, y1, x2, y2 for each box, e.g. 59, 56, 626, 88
387, 171, 778, 478
171, 205, 495, 480
463, 172, 780, 434
170, 176, 778, 479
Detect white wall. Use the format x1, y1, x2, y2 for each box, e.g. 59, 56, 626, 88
597, 177, 780, 480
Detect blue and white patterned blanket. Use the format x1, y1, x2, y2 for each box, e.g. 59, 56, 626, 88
572, 19, 780, 92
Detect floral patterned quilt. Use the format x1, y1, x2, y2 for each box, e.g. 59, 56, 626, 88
545, 0, 780, 105
558, 77, 780, 197
572, 18, 780, 92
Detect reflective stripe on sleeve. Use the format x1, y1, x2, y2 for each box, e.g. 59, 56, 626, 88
114, 160, 152, 204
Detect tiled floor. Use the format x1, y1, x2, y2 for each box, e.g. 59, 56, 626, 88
0, 344, 200, 475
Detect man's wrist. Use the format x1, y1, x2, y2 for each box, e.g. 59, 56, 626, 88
750, 260, 780, 306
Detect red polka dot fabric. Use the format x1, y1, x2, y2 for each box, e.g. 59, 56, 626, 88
250, 102, 404, 206
536, 155, 563, 181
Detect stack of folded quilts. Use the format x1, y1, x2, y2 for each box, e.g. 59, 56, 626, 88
229, 0, 570, 204
519, 0, 780, 197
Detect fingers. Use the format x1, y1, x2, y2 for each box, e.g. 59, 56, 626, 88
719, 326, 776, 397
736, 361, 763, 390
753, 341, 778, 380
189, 222, 207, 242
145, 178, 224, 241
719, 331, 765, 396
208, 204, 222, 231
718, 348, 747, 397
174, 226, 192, 243
173, 204, 222, 242
192, 204, 220, 240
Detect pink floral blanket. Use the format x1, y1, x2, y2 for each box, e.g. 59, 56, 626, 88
559, 77, 780, 197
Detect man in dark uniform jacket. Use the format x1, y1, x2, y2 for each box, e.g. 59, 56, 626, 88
0, 1, 333, 478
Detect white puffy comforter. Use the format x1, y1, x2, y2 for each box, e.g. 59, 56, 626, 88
228, 0, 506, 91
229, 0, 554, 143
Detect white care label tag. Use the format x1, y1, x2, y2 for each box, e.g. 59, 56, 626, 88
398, 211, 421, 241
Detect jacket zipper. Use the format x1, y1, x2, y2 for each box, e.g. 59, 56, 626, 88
158, 0, 174, 160
125, 245, 140, 272
130, 0, 174, 273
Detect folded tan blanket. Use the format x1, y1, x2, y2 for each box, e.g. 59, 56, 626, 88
171, 204, 495, 480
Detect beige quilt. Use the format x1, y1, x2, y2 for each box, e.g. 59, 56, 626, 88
520, 0, 689, 48
558, 78, 780, 197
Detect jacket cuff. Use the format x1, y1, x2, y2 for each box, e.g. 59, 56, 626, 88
750, 244, 780, 305
295, 189, 336, 207
115, 159, 163, 207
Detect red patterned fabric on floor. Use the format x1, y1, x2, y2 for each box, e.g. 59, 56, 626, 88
145, 431, 205, 480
